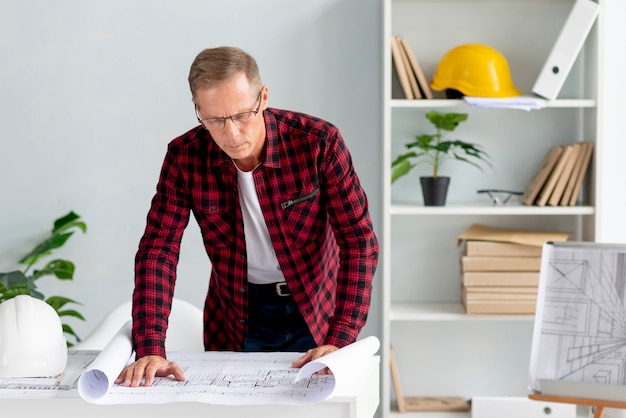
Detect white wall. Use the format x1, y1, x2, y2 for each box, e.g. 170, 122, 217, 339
0, 0, 382, 343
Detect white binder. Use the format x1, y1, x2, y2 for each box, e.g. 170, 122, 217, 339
532, 0, 599, 100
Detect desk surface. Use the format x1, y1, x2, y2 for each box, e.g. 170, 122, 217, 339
0, 355, 379, 418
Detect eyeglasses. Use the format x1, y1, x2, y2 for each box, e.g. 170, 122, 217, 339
477, 189, 523, 205
196, 91, 262, 131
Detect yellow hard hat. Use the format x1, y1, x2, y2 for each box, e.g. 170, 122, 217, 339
430, 44, 521, 98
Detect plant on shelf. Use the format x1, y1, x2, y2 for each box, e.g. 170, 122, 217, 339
0, 211, 87, 346
391, 111, 491, 206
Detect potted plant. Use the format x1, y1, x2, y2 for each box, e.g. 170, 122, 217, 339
391, 111, 491, 206
0, 211, 87, 346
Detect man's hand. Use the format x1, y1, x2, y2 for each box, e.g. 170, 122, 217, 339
291, 344, 338, 374
115, 355, 186, 387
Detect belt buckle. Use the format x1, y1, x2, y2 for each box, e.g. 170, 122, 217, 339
275, 282, 291, 297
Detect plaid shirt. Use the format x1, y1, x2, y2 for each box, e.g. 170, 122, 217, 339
132, 108, 379, 358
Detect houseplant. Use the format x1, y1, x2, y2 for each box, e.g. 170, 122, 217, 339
0, 211, 87, 346
391, 111, 491, 206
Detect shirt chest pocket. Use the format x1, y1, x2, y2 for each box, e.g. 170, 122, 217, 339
281, 188, 324, 248
195, 200, 236, 248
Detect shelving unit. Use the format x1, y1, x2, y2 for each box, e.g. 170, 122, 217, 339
381, 1, 602, 417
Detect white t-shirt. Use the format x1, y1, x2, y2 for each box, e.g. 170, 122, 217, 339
236, 166, 285, 285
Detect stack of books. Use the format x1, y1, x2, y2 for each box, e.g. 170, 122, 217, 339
458, 224, 571, 314
390, 35, 433, 100
461, 240, 542, 314
521, 141, 593, 207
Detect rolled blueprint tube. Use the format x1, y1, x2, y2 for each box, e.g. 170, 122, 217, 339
77, 320, 134, 402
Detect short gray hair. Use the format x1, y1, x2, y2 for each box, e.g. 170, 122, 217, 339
188, 46, 262, 99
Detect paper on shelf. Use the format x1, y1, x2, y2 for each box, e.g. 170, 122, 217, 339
463, 96, 547, 111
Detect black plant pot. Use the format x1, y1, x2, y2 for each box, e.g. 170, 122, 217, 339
420, 176, 450, 206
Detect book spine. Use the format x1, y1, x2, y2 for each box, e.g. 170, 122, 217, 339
462, 272, 540, 287
461, 256, 542, 272
398, 37, 433, 99
463, 292, 538, 302
567, 142, 594, 206
521, 146, 564, 206
391, 36, 414, 99
535, 144, 575, 206
462, 300, 537, 315
465, 241, 542, 257
463, 285, 539, 294
547, 142, 582, 206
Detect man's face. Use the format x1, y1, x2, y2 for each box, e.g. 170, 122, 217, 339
194, 73, 267, 171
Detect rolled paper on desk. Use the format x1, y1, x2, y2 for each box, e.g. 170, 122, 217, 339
77, 320, 134, 402
295, 335, 380, 394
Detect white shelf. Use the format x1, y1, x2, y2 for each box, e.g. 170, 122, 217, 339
391, 99, 596, 108
390, 202, 595, 216
381, 0, 601, 417
390, 302, 535, 322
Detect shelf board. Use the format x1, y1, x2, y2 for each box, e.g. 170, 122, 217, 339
390, 410, 469, 418
390, 302, 535, 321
390, 99, 596, 109
390, 201, 595, 216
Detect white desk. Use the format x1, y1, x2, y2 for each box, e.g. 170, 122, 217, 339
0, 355, 379, 418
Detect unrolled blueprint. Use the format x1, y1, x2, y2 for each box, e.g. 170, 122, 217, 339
93, 350, 334, 405
0, 321, 380, 406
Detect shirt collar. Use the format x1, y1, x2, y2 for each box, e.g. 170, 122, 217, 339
261, 109, 280, 169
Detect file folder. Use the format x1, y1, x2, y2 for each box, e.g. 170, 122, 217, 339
532, 0, 599, 100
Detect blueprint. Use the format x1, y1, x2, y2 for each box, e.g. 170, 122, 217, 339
529, 242, 626, 392
102, 350, 334, 405
0, 320, 380, 406
0, 349, 96, 397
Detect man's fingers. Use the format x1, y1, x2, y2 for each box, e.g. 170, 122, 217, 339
292, 350, 313, 368
291, 345, 338, 368
116, 356, 186, 387
166, 362, 186, 381
128, 360, 150, 387
141, 362, 156, 387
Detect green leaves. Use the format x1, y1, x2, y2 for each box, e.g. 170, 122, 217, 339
46, 296, 85, 320
0, 270, 29, 289
31, 259, 75, 281
48, 295, 85, 346
53, 211, 87, 234
0, 211, 87, 346
426, 111, 468, 131
19, 211, 87, 269
391, 111, 491, 183
0, 270, 43, 303
391, 159, 415, 184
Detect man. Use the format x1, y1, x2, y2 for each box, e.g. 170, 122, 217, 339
117, 46, 378, 387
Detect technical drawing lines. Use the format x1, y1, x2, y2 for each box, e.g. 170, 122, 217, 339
181, 369, 328, 389
537, 246, 626, 385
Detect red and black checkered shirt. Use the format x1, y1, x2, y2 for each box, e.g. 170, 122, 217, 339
132, 108, 379, 358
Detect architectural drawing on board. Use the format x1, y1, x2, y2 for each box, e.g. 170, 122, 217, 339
529, 243, 626, 392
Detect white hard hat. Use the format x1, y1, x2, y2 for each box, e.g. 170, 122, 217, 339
0, 295, 68, 377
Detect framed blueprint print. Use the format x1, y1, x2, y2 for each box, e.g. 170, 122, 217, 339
529, 242, 626, 402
